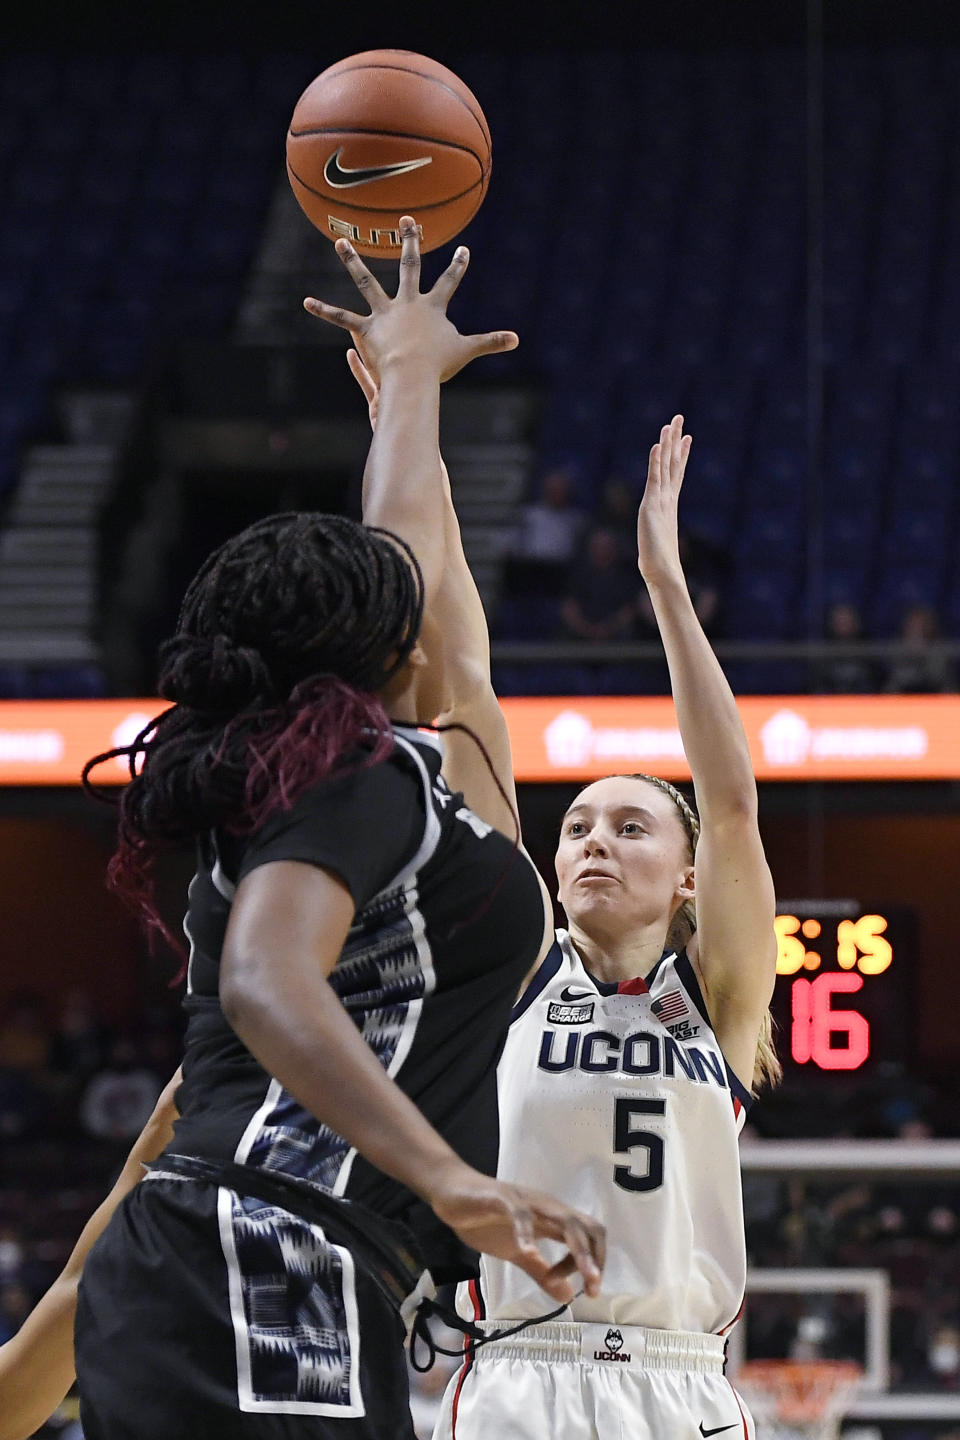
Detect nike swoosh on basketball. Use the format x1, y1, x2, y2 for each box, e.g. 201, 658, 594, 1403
699, 1424, 737, 1437
559, 986, 593, 1001
323, 147, 433, 188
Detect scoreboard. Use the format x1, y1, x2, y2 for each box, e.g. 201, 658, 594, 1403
771, 903, 915, 1075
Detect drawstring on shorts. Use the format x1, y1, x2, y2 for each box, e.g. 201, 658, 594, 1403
407, 1290, 582, 1373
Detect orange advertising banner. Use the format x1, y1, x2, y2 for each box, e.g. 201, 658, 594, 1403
0, 701, 162, 786
0, 695, 958, 785
498, 694, 960, 782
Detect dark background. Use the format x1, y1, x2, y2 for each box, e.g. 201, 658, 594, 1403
6, 0, 959, 51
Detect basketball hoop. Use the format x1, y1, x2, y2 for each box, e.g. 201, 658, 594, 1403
735, 1360, 862, 1440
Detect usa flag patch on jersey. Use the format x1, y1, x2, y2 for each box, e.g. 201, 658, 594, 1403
651, 988, 701, 1041
651, 990, 689, 1023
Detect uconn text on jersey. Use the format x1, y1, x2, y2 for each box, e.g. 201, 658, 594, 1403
538, 1027, 728, 1088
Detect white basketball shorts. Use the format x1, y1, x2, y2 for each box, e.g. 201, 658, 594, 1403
431, 1320, 755, 1440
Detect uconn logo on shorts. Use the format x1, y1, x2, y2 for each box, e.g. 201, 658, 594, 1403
594, 1327, 631, 1362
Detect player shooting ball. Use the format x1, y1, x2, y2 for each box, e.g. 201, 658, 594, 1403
306, 217, 780, 1440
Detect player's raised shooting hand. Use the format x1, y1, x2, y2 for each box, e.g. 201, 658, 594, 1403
429, 1171, 605, 1303
304, 216, 518, 383
637, 414, 692, 588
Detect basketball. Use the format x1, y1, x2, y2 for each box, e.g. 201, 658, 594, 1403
285, 49, 491, 259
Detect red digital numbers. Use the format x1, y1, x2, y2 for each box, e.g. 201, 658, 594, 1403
790, 973, 871, 1070
775, 910, 900, 1073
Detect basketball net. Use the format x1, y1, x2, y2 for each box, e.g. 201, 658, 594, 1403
735, 1360, 863, 1440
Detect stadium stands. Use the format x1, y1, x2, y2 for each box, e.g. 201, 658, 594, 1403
0, 48, 958, 696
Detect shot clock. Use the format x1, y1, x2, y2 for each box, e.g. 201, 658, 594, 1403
771, 902, 915, 1074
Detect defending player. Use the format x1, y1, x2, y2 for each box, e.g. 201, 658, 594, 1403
73, 238, 605, 1440
308, 224, 779, 1439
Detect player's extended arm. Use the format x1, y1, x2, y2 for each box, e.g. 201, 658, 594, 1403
309, 221, 523, 839
0, 1068, 181, 1440
345, 343, 521, 838
221, 861, 603, 1302
637, 416, 777, 1084
429, 436, 558, 972
433, 469, 527, 838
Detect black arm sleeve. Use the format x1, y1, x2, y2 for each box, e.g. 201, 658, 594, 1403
235, 750, 426, 911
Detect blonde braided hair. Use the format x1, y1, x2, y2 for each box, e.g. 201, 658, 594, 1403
609, 774, 781, 1094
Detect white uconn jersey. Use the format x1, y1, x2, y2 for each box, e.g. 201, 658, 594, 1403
468, 931, 753, 1335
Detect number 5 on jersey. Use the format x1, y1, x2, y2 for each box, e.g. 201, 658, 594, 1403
613, 1098, 666, 1192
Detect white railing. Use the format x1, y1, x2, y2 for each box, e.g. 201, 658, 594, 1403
741, 1138, 960, 1178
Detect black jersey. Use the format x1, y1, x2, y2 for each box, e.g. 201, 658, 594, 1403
164, 723, 544, 1277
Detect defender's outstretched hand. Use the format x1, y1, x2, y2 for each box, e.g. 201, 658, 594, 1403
304, 216, 518, 382
637, 414, 692, 587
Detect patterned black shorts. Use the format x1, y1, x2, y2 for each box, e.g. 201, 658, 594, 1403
76, 1176, 417, 1439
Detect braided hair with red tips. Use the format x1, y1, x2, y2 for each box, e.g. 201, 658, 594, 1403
83, 512, 424, 956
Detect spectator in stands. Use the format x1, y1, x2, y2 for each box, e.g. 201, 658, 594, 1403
139, 1018, 183, 1087
78, 1036, 162, 1144
0, 1228, 24, 1289
927, 1205, 960, 1247
560, 524, 637, 640
511, 463, 586, 564
890, 1299, 931, 1389
817, 602, 880, 693
596, 473, 639, 564
681, 530, 725, 634
0, 1284, 31, 1346
884, 603, 956, 694
789, 1310, 831, 1362
0, 1067, 45, 1141
49, 988, 109, 1084
0, 993, 52, 1142
637, 529, 725, 641
0, 992, 51, 1074
927, 1322, 960, 1390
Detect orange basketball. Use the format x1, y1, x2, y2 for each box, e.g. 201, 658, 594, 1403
286, 49, 491, 259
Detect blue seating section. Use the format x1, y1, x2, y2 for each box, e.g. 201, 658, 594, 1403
0, 53, 318, 697
0, 663, 106, 698
447, 48, 960, 667
0, 52, 315, 487
0, 48, 958, 696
